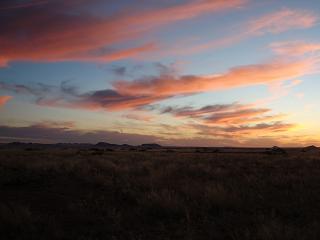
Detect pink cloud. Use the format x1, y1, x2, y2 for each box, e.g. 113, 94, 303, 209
0, 0, 246, 66
94, 43, 157, 62
271, 41, 320, 56
255, 79, 303, 106
1, 55, 315, 112
247, 8, 317, 34
164, 8, 318, 56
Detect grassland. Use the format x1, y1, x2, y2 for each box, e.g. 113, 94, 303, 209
1, 148, 320, 239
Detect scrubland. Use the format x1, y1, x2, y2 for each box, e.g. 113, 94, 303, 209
1, 149, 320, 240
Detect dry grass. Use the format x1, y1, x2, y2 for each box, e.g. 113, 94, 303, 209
0, 149, 320, 239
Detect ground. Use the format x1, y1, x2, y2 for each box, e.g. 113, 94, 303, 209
1, 148, 320, 240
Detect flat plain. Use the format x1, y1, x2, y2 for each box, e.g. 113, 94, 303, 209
1, 147, 320, 240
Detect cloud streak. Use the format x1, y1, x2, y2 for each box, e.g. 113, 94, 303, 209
203, 108, 271, 124
0, 54, 316, 111
167, 8, 318, 55
271, 41, 320, 56
160, 102, 246, 117
0, 0, 246, 66
157, 102, 283, 125
0, 81, 170, 110
149, 101, 293, 140
1, 79, 296, 139
0, 122, 158, 144
192, 121, 296, 138
0, 121, 297, 147
247, 8, 317, 34
114, 58, 316, 97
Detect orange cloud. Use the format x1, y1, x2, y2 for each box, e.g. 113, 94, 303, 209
225, 122, 296, 134
94, 43, 157, 62
0, 96, 12, 107
0, 55, 316, 111
204, 108, 270, 124
114, 58, 315, 97
158, 102, 287, 128
192, 121, 296, 138
0, 0, 246, 66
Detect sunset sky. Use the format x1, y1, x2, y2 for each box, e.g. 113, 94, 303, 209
0, 0, 319, 146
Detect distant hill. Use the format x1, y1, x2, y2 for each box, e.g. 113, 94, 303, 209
302, 145, 319, 153
140, 143, 162, 149
0, 142, 163, 150
95, 142, 118, 148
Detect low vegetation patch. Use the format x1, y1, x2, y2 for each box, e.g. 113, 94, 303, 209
1, 149, 320, 239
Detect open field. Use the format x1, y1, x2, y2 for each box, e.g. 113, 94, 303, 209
1, 148, 320, 240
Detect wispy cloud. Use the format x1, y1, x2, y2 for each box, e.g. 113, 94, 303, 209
0, 81, 169, 110
0, 0, 246, 66
146, 100, 293, 142
254, 79, 302, 106
114, 58, 315, 97
204, 108, 272, 124
247, 8, 317, 34
161, 101, 289, 127
191, 121, 296, 138
0, 55, 316, 111
167, 8, 318, 55
271, 41, 320, 56
1, 79, 296, 142
0, 120, 297, 147
160, 102, 246, 117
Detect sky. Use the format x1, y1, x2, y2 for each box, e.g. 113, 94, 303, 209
0, 0, 320, 147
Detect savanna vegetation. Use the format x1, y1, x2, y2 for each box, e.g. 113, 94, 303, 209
1, 148, 320, 240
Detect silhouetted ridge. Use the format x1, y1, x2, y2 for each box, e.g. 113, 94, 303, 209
140, 143, 162, 149
302, 145, 319, 153
95, 142, 118, 148
266, 146, 287, 155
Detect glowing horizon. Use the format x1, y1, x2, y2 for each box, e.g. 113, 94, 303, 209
0, 0, 320, 147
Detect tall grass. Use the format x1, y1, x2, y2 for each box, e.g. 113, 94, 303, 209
0, 149, 320, 239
